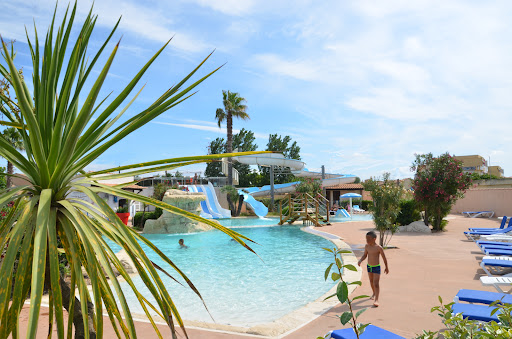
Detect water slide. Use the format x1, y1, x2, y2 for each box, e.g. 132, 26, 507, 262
232, 153, 357, 198
187, 182, 231, 219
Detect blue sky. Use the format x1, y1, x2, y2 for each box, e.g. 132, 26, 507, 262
2, 0, 512, 180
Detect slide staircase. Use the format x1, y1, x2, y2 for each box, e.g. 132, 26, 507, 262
278, 193, 331, 227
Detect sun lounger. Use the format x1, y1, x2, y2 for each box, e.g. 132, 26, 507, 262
326, 325, 405, 339
481, 258, 512, 276
482, 234, 512, 242
464, 226, 512, 241
352, 205, 366, 213
451, 303, 500, 322
454, 289, 512, 304
470, 216, 509, 232
480, 276, 512, 293
477, 240, 512, 246
463, 211, 495, 218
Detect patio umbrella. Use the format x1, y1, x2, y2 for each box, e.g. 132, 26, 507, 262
340, 193, 362, 219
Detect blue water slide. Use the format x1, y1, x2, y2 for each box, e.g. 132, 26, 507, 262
195, 186, 219, 218
336, 209, 350, 218
188, 185, 213, 219
238, 190, 269, 217
205, 182, 231, 218
196, 185, 222, 219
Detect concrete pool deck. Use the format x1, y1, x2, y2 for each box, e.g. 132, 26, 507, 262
20, 214, 502, 338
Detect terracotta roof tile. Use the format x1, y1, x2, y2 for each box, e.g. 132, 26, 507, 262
324, 183, 364, 189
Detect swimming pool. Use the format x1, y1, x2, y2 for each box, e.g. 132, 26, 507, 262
111, 225, 336, 327
330, 214, 373, 222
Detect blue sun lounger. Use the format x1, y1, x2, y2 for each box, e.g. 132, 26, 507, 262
451, 303, 501, 322
480, 258, 512, 275
470, 216, 509, 232
465, 226, 512, 241
327, 325, 405, 339
455, 289, 512, 304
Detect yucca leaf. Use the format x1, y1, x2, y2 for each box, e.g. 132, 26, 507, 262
27, 189, 52, 338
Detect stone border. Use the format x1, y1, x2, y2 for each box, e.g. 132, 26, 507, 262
123, 225, 363, 338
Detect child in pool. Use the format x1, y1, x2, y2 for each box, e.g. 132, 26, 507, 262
178, 239, 188, 249
357, 231, 389, 307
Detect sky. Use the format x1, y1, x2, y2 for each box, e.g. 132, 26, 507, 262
1, 0, 511, 180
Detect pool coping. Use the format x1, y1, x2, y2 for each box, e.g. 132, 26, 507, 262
124, 225, 363, 338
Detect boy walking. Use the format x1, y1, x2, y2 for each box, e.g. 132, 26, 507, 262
357, 231, 389, 307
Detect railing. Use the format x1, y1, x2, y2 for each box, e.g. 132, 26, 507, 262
279, 192, 330, 226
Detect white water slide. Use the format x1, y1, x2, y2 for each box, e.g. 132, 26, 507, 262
187, 182, 231, 219
231, 154, 356, 217
232, 153, 356, 197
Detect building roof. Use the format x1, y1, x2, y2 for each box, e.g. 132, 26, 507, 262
325, 183, 364, 190
101, 183, 145, 190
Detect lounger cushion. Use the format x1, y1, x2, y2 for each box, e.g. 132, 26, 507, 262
480, 244, 512, 250
482, 259, 512, 268
477, 241, 512, 246
455, 289, 512, 304
484, 248, 512, 256
329, 325, 405, 339
451, 303, 500, 322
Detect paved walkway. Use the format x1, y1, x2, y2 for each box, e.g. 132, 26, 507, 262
20, 214, 500, 338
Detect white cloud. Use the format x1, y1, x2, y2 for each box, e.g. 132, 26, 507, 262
185, 0, 256, 16
152, 121, 268, 139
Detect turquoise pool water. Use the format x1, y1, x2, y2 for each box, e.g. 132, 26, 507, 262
111, 225, 336, 326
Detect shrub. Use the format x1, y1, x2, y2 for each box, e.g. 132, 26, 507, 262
416, 297, 512, 338
295, 178, 322, 195
133, 208, 163, 227
363, 173, 402, 247
411, 153, 472, 231
395, 199, 421, 226
361, 200, 373, 211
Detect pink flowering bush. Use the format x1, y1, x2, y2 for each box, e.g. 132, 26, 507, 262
411, 153, 472, 231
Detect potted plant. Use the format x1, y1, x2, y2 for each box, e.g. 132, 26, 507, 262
116, 206, 130, 225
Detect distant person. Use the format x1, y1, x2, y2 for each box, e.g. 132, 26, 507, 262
179, 239, 188, 249
357, 231, 389, 307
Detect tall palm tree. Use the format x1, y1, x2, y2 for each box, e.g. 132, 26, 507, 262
215, 90, 249, 185
1, 127, 24, 187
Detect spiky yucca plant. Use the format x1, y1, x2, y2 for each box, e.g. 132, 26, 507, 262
0, 4, 265, 339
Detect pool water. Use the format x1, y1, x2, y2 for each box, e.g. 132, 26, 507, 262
217, 217, 281, 227
111, 225, 336, 327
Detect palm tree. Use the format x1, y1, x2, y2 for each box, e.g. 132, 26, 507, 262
0, 4, 263, 338
215, 90, 249, 185
1, 127, 23, 187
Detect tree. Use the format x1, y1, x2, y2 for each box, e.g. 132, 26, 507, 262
215, 90, 250, 186
0, 5, 259, 338
232, 128, 257, 186
204, 137, 225, 178
1, 127, 24, 187
261, 134, 301, 184
411, 153, 472, 231
363, 173, 403, 247
221, 185, 244, 216
204, 129, 258, 186
295, 178, 322, 196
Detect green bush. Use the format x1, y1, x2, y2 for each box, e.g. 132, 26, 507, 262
395, 199, 421, 226
133, 208, 163, 228
361, 200, 373, 211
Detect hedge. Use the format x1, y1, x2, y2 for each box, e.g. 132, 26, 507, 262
133, 208, 163, 228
